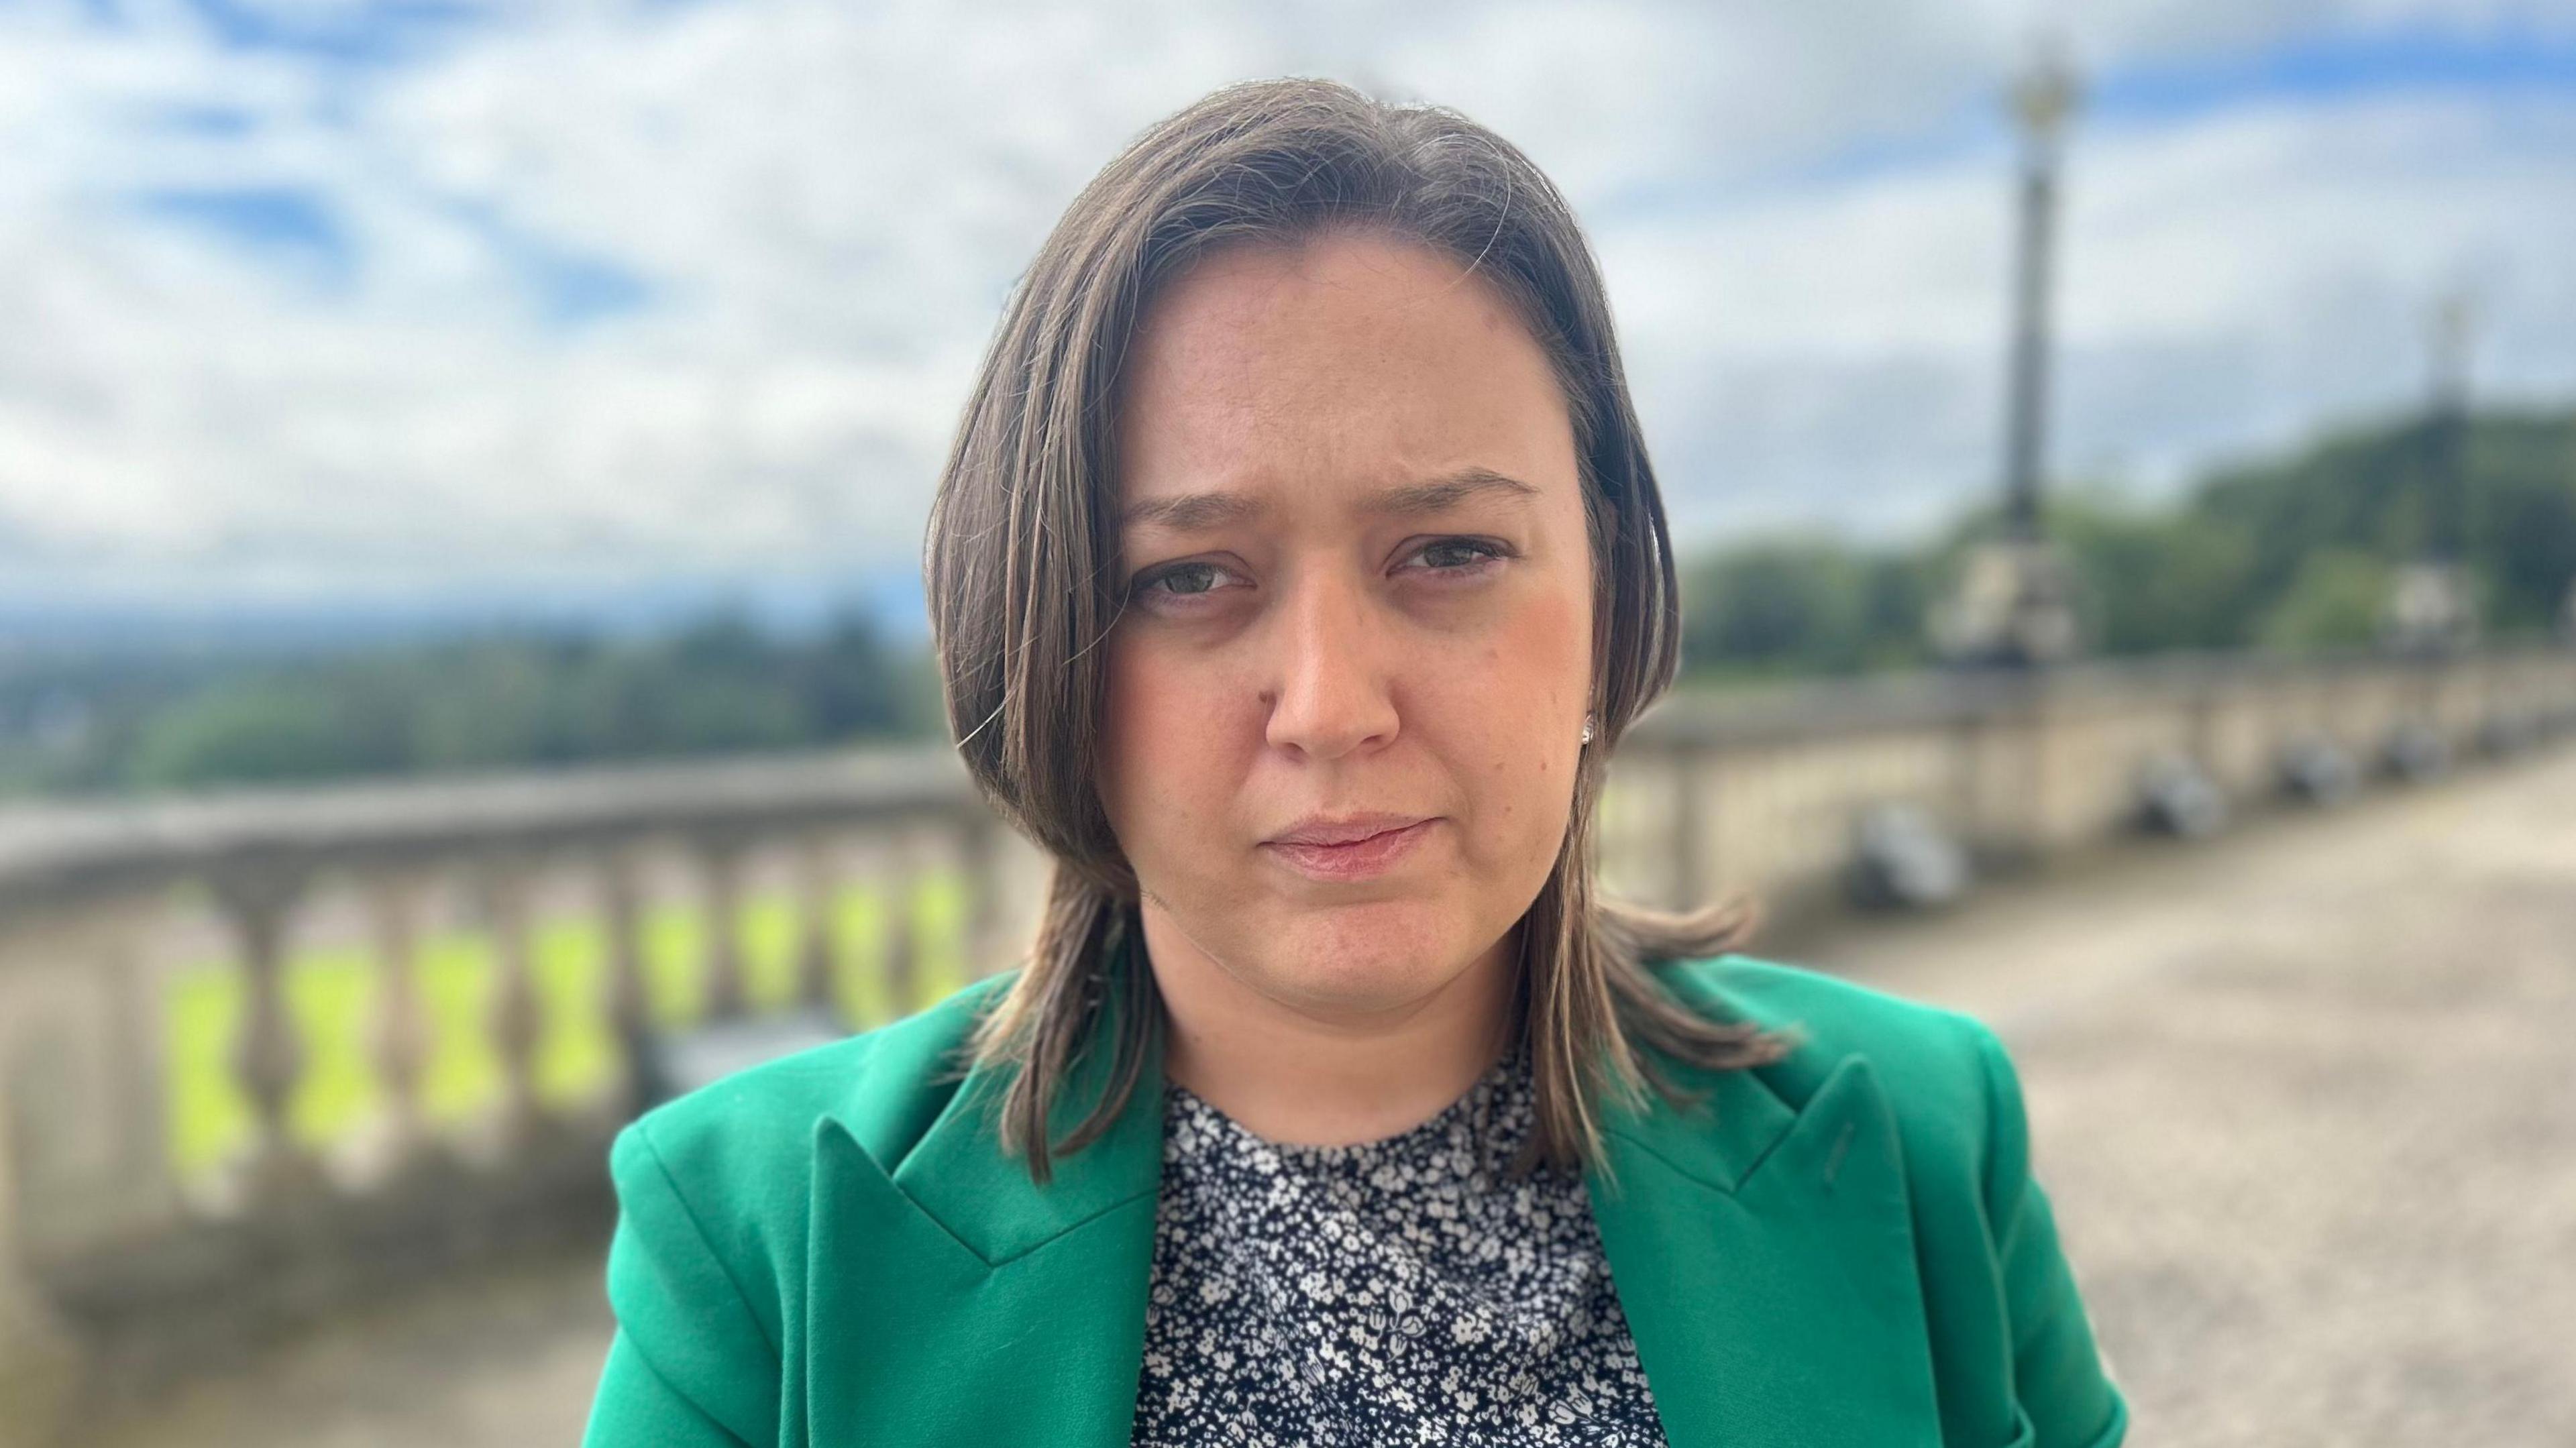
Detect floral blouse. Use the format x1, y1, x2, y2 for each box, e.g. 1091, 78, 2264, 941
1128, 1046, 1670, 1446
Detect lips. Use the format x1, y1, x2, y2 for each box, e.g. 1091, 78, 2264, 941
1267, 812, 1431, 846
1260, 816, 1438, 882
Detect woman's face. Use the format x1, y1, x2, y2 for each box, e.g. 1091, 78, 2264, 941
1099, 231, 1595, 1019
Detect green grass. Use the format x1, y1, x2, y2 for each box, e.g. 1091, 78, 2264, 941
166, 869, 973, 1180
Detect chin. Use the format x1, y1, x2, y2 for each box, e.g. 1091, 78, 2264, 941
1243, 899, 1486, 1010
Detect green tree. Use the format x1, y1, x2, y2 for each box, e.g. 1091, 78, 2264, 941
1680, 539, 1926, 677
128, 677, 411, 789
2048, 493, 2260, 653
2254, 549, 2393, 652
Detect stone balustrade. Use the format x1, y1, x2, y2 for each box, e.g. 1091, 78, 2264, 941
0, 743, 1041, 1440
1597, 644, 2576, 917
1, 643, 2573, 1442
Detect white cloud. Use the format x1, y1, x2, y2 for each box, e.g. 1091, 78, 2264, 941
0, 0, 2569, 608
1605, 84, 2576, 541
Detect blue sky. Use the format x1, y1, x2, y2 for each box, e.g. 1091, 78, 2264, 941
2092, 25, 2576, 119
2, 0, 2572, 625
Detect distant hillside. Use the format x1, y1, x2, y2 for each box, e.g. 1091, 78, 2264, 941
2190, 408, 2576, 642
1680, 405, 2576, 679
0, 610, 941, 801
5, 405, 2570, 799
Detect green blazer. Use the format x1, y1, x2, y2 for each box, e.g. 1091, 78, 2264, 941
580, 953, 2130, 1447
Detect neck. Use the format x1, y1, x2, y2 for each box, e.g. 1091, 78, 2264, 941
1140, 903, 1518, 1148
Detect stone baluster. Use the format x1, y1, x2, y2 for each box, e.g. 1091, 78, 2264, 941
474, 857, 546, 1152
0, 1048, 76, 1448
209, 862, 321, 1209
1665, 744, 1712, 911
955, 815, 1006, 980
599, 850, 653, 1115
796, 833, 845, 1021
2186, 678, 2220, 781
696, 836, 749, 1022
95, 925, 179, 1235
363, 873, 438, 1180
2409, 643, 2443, 740
879, 833, 921, 1022
0, 910, 176, 1262
1962, 671, 2050, 871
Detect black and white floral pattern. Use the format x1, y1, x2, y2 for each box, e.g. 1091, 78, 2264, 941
1129, 1046, 1669, 1447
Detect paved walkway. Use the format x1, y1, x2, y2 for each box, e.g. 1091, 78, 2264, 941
91, 746, 2576, 1447
89, 1249, 613, 1448
1805, 744, 2576, 1446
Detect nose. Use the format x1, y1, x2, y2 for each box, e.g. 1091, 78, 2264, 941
1261, 565, 1399, 761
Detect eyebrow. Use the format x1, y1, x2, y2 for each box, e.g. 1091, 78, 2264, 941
1119, 467, 1542, 532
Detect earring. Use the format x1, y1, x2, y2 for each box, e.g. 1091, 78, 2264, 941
1580, 712, 1597, 746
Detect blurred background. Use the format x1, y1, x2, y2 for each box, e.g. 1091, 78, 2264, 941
2, 1, 2573, 1445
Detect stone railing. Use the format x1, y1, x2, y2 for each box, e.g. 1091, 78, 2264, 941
0, 744, 1046, 1439
3, 643, 2573, 1441
1597, 643, 2576, 917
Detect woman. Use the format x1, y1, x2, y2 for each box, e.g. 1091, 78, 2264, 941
581, 78, 2129, 1447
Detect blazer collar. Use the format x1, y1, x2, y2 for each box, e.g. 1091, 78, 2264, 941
1584, 966, 1946, 1445
806, 953, 1942, 1446
841, 949, 1808, 1250
805, 945, 1172, 1445
880, 960, 1170, 1266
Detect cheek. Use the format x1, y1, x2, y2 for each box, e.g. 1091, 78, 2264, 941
1435, 586, 1591, 832
1099, 638, 1238, 845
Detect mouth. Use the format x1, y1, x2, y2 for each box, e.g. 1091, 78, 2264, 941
1260, 816, 1438, 882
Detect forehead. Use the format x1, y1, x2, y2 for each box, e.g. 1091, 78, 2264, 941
1114, 231, 1576, 513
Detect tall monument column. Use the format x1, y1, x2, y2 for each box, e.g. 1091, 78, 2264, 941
2380, 294, 2481, 655
1931, 38, 2086, 669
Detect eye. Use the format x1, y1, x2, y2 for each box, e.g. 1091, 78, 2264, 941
1400, 537, 1513, 577
1130, 559, 1248, 604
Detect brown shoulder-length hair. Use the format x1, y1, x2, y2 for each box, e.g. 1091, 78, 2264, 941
922, 76, 1788, 1184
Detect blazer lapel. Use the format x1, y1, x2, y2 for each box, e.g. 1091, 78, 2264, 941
806, 974, 1167, 1447
801, 958, 1943, 1448
1589, 1022, 1945, 1447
